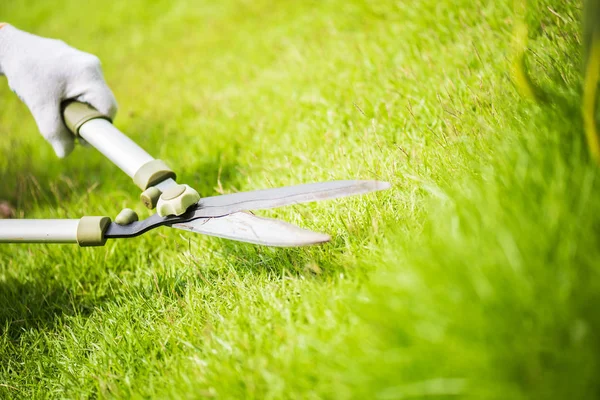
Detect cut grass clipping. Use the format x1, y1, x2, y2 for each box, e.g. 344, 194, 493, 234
1, 0, 600, 399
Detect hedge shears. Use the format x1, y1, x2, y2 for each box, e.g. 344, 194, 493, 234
0, 102, 390, 247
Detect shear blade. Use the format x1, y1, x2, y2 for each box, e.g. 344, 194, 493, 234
193, 180, 391, 217
171, 211, 330, 247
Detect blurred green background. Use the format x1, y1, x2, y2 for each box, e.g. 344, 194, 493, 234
1, 0, 599, 398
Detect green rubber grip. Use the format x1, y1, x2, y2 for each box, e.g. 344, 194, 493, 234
140, 186, 162, 209
62, 101, 112, 136
133, 159, 176, 190
77, 216, 111, 247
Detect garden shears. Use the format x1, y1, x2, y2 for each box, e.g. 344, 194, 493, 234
0, 102, 390, 247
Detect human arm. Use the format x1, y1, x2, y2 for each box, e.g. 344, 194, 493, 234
0, 24, 117, 157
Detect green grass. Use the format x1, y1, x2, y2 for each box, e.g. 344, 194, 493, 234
1, 0, 599, 398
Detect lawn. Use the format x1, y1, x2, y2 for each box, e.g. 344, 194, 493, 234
1, 0, 599, 398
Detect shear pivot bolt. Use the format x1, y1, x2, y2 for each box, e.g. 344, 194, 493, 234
156, 184, 200, 217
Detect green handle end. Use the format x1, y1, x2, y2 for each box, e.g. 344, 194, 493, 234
77, 216, 111, 247
62, 101, 112, 135
133, 159, 176, 190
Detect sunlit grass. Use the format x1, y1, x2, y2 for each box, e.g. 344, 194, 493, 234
1, 0, 598, 398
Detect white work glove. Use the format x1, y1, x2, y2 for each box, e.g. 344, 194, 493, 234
0, 25, 117, 158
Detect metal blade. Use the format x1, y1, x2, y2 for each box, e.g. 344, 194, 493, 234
104, 180, 390, 241
193, 180, 390, 218
171, 211, 330, 247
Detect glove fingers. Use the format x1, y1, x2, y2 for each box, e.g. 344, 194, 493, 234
80, 88, 118, 120
72, 77, 118, 120
49, 135, 75, 159
31, 102, 74, 158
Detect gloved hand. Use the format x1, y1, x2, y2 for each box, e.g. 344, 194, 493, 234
0, 24, 117, 158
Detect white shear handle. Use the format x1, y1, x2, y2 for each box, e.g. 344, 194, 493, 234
79, 118, 153, 178
62, 101, 176, 192
0, 216, 111, 247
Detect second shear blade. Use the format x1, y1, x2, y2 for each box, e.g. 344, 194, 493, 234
172, 211, 331, 247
